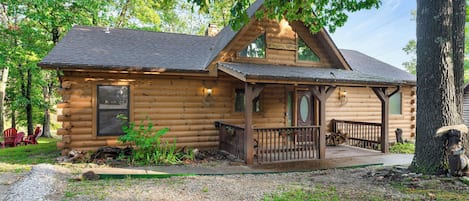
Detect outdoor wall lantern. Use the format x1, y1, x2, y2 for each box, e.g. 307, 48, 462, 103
203, 87, 213, 97
203, 87, 214, 106
338, 88, 348, 105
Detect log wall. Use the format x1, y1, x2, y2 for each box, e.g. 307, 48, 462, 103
326, 86, 416, 141
57, 72, 287, 152
224, 19, 342, 68
57, 71, 415, 152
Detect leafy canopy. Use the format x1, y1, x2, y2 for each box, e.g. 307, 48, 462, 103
190, 0, 381, 33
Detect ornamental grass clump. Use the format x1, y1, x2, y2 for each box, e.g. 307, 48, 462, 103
117, 115, 193, 165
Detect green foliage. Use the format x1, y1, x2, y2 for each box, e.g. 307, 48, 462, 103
263, 186, 340, 201
0, 137, 59, 165
390, 142, 415, 154
190, 0, 381, 33
117, 115, 193, 165
402, 39, 416, 75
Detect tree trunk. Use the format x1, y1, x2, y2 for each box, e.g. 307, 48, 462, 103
452, 0, 468, 150
0, 68, 8, 132
26, 67, 33, 136
10, 109, 15, 129
452, 0, 465, 116
411, 0, 464, 175
41, 75, 53, 138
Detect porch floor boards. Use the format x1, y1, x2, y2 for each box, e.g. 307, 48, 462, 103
326, 144, 381, 159
256, 144, 382, 164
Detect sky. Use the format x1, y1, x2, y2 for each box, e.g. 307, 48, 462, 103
329, 0, 416, 71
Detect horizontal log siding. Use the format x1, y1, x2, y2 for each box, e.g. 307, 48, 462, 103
58, 72, 287, 151
325, 86, 416, 142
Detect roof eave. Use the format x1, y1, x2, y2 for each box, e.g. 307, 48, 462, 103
38, 62, 209, 74
244, 75, 404, 87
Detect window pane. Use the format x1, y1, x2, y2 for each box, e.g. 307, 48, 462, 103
299, 95, 309, 122
239, 34, 265, 58
298, 38, 320, 62
287, 92, 293, 126
98, 86, 129, 109
97, 85, 129, 136
390, 92, 402, 115
235, 89, 245, 112
98, 110, 128, 135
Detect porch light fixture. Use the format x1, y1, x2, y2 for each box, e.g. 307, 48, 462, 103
205, 88, 213, 97
203, 87, 214, 106
338, 88, 348, 105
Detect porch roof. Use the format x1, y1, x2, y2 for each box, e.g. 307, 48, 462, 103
218, 62, 403, 86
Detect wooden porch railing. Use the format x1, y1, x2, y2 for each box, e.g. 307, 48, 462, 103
254, 126, 320, 163
215, 121, 245, 161
331, 119, 382, 151
216, 121, 320, 163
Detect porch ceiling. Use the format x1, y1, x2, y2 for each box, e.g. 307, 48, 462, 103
218, 62, 404, 87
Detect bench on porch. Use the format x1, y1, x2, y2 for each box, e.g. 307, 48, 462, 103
330, 119, 382, 151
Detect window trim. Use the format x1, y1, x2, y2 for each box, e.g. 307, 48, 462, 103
96, 85, 130, 136
237, 33, 267, 59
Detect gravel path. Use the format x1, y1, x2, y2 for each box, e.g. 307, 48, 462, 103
4, 164, 70, 201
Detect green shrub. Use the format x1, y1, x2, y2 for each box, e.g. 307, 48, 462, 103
117, 115, 193, 165
390, 142, 415, 154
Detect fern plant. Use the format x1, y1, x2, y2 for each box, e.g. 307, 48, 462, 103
116, 115, 192, 165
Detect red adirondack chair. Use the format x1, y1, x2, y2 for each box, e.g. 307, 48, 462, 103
24, 126, 42, 145
15, 132, 25, 146
1, 128, 18, 148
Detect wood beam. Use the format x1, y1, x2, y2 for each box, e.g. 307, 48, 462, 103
371, 86, 401, 153
310, 85, 336, 159
244, 83, 254, 164
251, 84, 265, 101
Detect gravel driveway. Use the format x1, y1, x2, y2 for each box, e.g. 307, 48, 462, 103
3, 162, 468, 201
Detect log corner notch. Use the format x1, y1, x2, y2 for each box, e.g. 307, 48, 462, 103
310, 85, 336, 159
372, 86, 401, 153
244, 83, 265, 165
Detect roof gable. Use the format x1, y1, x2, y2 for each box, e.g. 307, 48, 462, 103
206, 3, 350, 70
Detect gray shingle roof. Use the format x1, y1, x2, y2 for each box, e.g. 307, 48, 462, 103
39, 0, 415, 86
340, 49, 416, 84
218, 62, 403, 86
39, 26, 216, 72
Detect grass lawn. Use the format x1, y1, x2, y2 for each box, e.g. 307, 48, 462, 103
0, 137, 60, 172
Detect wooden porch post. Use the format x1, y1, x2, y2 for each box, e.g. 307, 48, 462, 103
372, 86, 400, 153
310, 85, 336, 159
244, 83, 253, 164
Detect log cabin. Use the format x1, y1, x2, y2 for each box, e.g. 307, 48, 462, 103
39, 0, 416, 164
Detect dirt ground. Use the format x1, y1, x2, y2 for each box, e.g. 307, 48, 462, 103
1, 150, 468, 201
62, 164, 469, 201
1, 163, 469, 201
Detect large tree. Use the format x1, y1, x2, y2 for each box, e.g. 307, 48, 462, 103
411, 0, 466, 174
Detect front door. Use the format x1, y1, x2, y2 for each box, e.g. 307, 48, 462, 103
296, 90, 315, 126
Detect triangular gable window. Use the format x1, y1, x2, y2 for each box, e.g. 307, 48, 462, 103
239, 34, 265, 58
298, 37, 320, 62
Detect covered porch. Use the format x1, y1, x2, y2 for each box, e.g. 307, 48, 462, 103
216, 62, 403, 164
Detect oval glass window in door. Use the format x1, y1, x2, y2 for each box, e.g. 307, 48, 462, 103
300, 95, 309, 122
